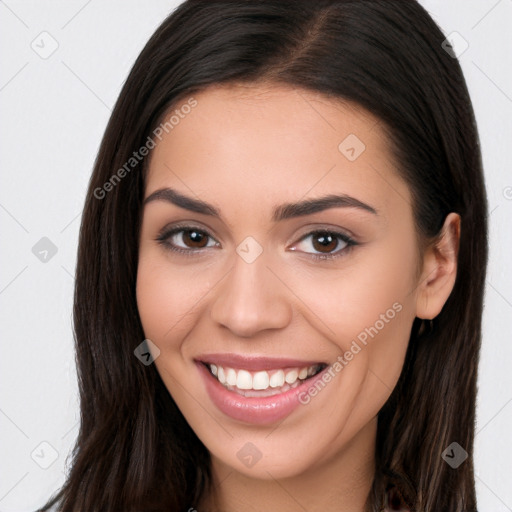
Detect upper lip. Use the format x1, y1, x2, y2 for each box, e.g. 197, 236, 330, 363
195, 353, 326, 371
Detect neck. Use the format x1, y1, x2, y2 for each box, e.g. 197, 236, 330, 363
199, 418, 377, 512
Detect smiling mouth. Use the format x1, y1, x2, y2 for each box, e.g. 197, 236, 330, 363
202, 362, 327, 398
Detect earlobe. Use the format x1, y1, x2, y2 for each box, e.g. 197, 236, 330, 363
415, 212, 461, 320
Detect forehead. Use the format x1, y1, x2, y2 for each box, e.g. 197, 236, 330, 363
145, 82, 410, 220
174, 82, 385, 152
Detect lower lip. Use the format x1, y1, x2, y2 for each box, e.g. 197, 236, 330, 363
196, 362, 328, 425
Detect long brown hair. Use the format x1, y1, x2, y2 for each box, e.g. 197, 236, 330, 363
39, 1, 488, 510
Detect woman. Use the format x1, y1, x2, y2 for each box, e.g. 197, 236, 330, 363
39, 1, 487, 510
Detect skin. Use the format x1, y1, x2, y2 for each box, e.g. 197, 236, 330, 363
136, 82, 460, 512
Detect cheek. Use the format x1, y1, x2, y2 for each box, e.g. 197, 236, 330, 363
135, 256, 214, 404
281, 241, 416, 417
286, 245, 417, 349
135, 254, 211, 346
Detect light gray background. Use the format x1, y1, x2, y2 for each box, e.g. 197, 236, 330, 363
1, 1, 511, 510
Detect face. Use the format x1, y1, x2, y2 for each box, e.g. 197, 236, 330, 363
136, 83, 423, 480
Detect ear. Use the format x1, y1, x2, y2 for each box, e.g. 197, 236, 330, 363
415, 212, 461, 320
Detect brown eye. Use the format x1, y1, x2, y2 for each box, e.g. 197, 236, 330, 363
182, 229, 209, 248
156, 226, 219, 254
291, 230, 356, 260
312, 233, 338, 253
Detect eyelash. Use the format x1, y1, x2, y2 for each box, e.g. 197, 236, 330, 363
155, 225, 358, 261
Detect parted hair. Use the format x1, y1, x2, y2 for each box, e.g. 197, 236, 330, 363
39, 1, 487, 510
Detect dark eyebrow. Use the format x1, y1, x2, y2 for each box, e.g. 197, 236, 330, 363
143, 187, 378, 220
144, 187, 220, 216
272, 194, 377, 220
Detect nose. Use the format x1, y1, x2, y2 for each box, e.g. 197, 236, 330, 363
210, 251, 293, 338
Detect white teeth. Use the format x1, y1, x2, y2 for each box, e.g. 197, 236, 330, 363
253, 371, 269, 390
208, 363, 321, 392
226, 368, 237, 386
236, 369, 253, 390
285, 369, 298, 384
269, 370, 285, 388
